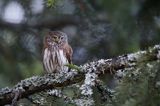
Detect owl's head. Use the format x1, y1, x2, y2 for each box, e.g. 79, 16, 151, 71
45, 31, 68, 46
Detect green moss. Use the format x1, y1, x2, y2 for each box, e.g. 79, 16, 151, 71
112, 61, 160, 106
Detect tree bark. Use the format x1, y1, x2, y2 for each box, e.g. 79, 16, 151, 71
0, 44, 160, 105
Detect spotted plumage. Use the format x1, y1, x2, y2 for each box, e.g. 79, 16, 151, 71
43, 31, 73, 73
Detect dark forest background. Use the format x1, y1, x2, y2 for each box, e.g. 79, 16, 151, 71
0, 0, 160, 103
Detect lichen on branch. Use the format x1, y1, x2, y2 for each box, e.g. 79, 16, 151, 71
0, 44, 160, 105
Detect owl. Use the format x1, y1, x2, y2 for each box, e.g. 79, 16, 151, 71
43, 31, 73, 73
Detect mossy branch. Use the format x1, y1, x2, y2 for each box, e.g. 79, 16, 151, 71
0, 44, 160, 105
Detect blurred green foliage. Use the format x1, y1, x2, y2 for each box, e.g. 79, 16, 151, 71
0, 0, 160, 89
47, 0, 57, 7
0, 0, 160, 105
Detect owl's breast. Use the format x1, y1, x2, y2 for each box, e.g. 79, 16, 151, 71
57, 49, 68, 65
43, 48, 69, 73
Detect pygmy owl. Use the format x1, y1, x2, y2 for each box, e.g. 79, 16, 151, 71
43, 31, 73, 73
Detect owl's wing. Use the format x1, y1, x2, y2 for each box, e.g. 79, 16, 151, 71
63, 43, 73, 64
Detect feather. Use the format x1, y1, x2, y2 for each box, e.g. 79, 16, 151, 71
62, 43, 73, 64
42, 31, 73, 74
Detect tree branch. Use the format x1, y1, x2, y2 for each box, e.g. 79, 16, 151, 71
0, 15, 80, 31
0, 44, 160, 105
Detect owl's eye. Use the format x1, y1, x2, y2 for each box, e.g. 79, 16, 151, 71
60, 36, 64, 40
53, 36, 58, 40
